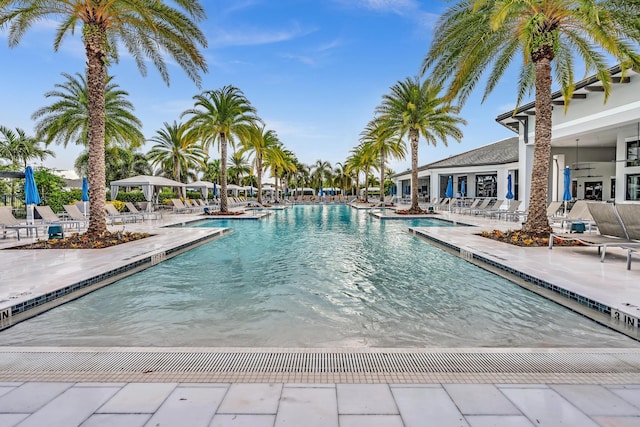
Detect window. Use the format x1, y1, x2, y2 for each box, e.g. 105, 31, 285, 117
627, 140, 640, 167
627, 174, 640, 201
476, 174, 497, 198
611, 178, 616, 200
584, 181, 602, 201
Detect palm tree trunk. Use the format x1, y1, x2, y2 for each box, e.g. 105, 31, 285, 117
410, 129, 420, 212
257, 155, 263, 204
85, 26, 108, 236
379, 150, 385, 203
220, 133, 228, 212
522, 58, 553, 235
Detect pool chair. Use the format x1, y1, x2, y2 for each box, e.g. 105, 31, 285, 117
463, 198, 491, 215
551, 200, 595, 232
0, 206, 39, 240
124, 202, 159, 220
105, 203, 140, 224
487, 200, 522, 220
546, 201, 562, 218
549, 203, 640, 269
63, 204, 90, 223
170, 198, 193, 213
35, 205, 84, 230
474, 199, 502, 215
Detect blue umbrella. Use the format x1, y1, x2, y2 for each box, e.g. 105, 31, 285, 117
390, 186, 395, 196
445, 176, 453, 198
24, 166, 40, 225
506, 174, 514, 200
319, 188, 324, 197
81, 176, 89, 216
404, 186, 410, 196
563, 166, 572, 214
460, 180, 466, 197
213, 182, 217, 197
250, 186, 254, 197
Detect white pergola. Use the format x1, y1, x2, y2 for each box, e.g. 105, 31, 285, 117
187, 180, 214, 201
110, 175, 186, 208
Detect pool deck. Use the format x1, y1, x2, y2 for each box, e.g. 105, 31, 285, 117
1, 206, 640, 426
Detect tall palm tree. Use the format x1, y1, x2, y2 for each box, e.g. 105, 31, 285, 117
267, 146, 296, 203
32, 73, 144, 150
182, 86, 260, 212
1, 1, 207, 237
75, 147, 151, 185
360, 117, 407, 203
0, 126, 54, 169
345, 149, 365, 199
376, 77, 465, 212
312, 159, 333, 194
200, 158, 221, 184
0, 126, 54, 205
147, 122, 206, 183
241, 125, 282, 204
333, 162, 352, 196
421, 0, 640, 234
227, 151, 251, 186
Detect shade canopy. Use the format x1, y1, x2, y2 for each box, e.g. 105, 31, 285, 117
187, 180, 214, 200
506, 174, 514, 199
445, 176, 453, 198
110, 175, 186, 202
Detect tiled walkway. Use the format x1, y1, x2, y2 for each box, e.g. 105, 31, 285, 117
1, 381, 640, 426
1, 206, 640, 426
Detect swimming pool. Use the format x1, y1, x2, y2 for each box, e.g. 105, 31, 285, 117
0, 205, 635, 347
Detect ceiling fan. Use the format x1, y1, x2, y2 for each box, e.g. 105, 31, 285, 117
570, 138, 594, 171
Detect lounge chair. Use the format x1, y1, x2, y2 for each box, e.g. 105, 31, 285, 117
549, 203, 640, 269
105, 203, 140, 224
475, 199, 503, 216
35, 205, 84, 230
170, 198, 192, 213
488, 200, 522, 220
63, 204, 89, 222
552, 200, 595, 232
124, 202, 159, 220
0, 206, 39, 240
464, 198, 491, 215
546, 201, 562, 218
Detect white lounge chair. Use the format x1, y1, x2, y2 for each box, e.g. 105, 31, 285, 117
35, 205, 84, 230
0, 206, 39, 240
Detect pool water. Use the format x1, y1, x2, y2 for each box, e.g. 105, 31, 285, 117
0, 205, 636, 347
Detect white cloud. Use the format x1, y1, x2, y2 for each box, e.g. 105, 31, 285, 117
208, 23, 316, 48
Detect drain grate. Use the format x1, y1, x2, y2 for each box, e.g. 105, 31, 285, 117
0, 349, 639, 375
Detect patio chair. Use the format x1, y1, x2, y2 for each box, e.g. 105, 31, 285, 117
549, 203, 640, 269
546, 201, 563, 218
170, 198, 192, 213
552, 200, 595, 232
488, 200, 522, 220
35, 205, 84, 230
63, 204, 89, 222
124, 202, 159, 220
464, 198, 492, 215
0, 206, 39, 241
105, 203, 140, 224
475, 199, 503, 216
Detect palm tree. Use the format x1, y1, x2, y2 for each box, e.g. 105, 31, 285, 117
0, 126, 54, 205
32, 73, 144, 150
376, 77, 465, 212
360, 118, 407, 203
1, 1, 207, 237
345, 149, 366, 199
312, 159, 333, 194
0, 126, 54, 169
241, 125, 282, 204
147, 122, 206, 183
267, 147, 296, 203
200, 158, 222, 184
227, 151, 251, 186
421, 0, 640, 234
182, 86, 260, 212
333, 162, 352, 197
75, 147, 151, 185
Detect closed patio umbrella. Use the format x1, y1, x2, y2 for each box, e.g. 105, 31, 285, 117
563, 167, 572, 215
506, 174, 514, 206
24, 166, 41, 225
81, 177, 89, 216
460, 180, 466, 197
445, 176, 453, 198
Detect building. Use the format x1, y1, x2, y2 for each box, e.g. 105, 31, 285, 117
393, 65, 640, 206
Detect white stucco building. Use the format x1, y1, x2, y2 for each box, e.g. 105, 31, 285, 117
393, 65, 640, 207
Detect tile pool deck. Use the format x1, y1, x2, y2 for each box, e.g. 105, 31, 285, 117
0, 207, 639, 426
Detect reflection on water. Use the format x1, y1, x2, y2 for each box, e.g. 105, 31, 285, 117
0, 205, 636, 348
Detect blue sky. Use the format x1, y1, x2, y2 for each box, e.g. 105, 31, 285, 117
0, 0, 518, 175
